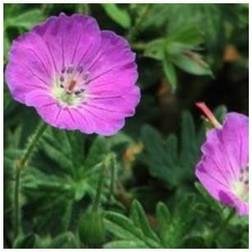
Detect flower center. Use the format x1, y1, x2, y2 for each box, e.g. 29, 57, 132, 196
231, 166, 248, 202
51, 65, 90, 107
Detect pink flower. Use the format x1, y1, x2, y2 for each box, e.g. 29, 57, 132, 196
5, 13, 140, 136
195, 103, 248, 215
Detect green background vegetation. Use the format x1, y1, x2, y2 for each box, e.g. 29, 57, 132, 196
4, 3, 248, 248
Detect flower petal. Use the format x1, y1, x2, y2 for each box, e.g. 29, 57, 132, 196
33, 13, 101, 70
221, 113, 248, 173
79, 103, 126, 136
5, 32, 54, 103
85, 31, 140, 124
218, 191, 249, 215
86, 31, 136, 80
196, 161, 231, 201
200, 128, 236, 183
196, 160, 248, 215
5, 14, 140, 136
196, 112, 248, 214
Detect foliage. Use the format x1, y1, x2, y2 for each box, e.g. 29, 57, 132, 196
140, 111, 205, 187
4, 3, 248, 249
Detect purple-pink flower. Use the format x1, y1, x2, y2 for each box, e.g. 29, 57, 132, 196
195, 103, 248, 215
5, 13, 140, 136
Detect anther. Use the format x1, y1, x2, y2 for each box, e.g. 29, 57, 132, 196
77, 65, 84, 73
83, 73, 89, 81
61, 66, 66, 73
74, 91, 82, 95
244, 180, 248, 185
60, 84, 64, 88
67, 66, 74, 74
60, 76, 64, 82
74, 88, 85, 96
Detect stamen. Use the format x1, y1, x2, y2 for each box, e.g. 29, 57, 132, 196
77, 65, 84, 73
83, 72, 89, 81
61, 66, 66, 73
53, 64, 89, 106
74, 88, 85, 96
67, 66, 74, 74
74, 91, 82, 95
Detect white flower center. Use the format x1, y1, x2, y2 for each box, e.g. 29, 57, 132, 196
51, 65, 90, 107
231, 166, 248, 202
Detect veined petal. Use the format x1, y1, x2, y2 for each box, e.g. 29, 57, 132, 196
195, 111, 249, 215
33, 13, 101, 71
220, 113, 249, 173
5, 14, 140, 136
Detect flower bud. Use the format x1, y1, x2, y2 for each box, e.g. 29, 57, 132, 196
78, 209, 105, 247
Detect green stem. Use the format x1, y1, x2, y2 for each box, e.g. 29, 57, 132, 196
92, 165, 105, 212
108, 155, 116, 204
77, 3, 90, 15
92, 155, 112, 211
14, 121, 47, 238
18, 122, 48, 170
211, 209, 235, 245
14, 169, 21, 238
127, 4, 151, 42
131, 42, 147, 51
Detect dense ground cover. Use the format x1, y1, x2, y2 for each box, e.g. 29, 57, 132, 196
4, 3, 248, 248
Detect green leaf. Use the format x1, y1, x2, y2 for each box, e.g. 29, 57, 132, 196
162, 59, 177, 91
194, 182, 222, 213
105, 205, 161, 248
172, 51, 213, 76
105, 211, 143, 240
164, 134, 178, 163
180, 111, 198, 161
84, 136, 109, 170
130, 200, 160, 242
13, 234, 38, 248
140, 111, 204, 187
102, 4, 131, 29
163, 193, 198, 247
140, 125, 174, 186
144, 38, 165, 60
167, 25, 203, 46
5, 9, 44, 30
40, 138, 73, 172
50, 232, 79, 248
19, 130, 113, 235
214, 105, 227, 123
104, 240, 148, 248
156, 202, 171, 225
4, 35, 10, 62
156, 202, 171, 246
